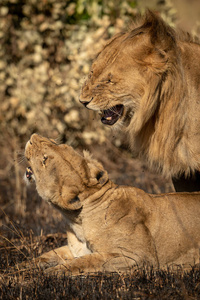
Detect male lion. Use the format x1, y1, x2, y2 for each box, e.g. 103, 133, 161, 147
79, 11, 200, 192
24, 133, 200, 275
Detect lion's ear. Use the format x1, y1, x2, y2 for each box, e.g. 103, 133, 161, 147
59, 185, 82, 211
132, 11, 176, 72
83, 151, 109, 187
143, 10, 176, 51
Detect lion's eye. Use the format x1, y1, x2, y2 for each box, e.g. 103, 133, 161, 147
107, 73, 113, 83
42, 154, 48, 166
88, 70, 93, 79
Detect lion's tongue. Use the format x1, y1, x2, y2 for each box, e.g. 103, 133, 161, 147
101, 105, 124, 125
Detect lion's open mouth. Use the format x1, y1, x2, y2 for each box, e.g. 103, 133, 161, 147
101, 105, 124, 125
25, 166, 35, 183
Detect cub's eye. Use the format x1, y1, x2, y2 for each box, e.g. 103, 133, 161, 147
42, 154, 48, 166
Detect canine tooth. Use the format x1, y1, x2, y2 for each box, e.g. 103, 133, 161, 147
106, 117, 112, 121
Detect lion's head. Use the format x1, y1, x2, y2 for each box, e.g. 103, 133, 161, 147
25, 134, 108, 211
80, 11, 178, 132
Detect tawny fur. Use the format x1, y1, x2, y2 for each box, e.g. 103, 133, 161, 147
80, 11, 200, 178
23, 134, 200, 275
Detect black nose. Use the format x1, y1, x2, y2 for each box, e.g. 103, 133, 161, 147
79, 99, 89, 107
82, 101, 88, 107
79, 97, 93, 107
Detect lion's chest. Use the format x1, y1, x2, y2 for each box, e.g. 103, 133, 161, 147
66, 222, 92, 257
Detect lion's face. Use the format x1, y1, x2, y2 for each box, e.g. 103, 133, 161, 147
80, 13, 173, 130
25, 134, 85, 209
25, 134, 109, 210
80, 33, 146, 127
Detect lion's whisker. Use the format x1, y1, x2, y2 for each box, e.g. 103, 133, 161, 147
15, 153, 26, 165
109, 107, 122, 117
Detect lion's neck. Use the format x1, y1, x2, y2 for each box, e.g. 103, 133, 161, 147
80, 180, 116, 208
53, 205, 86, 243
54, 181, 116, 243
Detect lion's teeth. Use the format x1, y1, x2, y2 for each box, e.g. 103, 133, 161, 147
106, 117, 112, 121
26, 166, 33, 178
24, 166, 35, 184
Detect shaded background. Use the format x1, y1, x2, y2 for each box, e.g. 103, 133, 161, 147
1, 0, 200, 298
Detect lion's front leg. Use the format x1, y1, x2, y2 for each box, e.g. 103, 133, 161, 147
15, 245, 74, 272
44, 253, 116, 275
34, 245, 74, 269
44, 252, 137, 276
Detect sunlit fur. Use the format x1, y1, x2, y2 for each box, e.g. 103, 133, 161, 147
80, 11, 200, 178
22, 134, 200, 275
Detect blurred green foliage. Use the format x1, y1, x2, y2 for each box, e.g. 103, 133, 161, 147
2, 0, 137, 25
72, 0, 138, 23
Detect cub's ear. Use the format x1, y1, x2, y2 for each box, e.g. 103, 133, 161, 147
83, 151, 108, 187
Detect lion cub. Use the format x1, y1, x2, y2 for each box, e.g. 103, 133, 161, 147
24, 134, 200, 275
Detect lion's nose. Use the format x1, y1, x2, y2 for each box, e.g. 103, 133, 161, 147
79, 97, 93, 107
79, 100, 89, 107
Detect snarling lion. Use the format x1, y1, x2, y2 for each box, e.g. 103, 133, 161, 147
24, 134, 200, 275
80, 11, 200, 192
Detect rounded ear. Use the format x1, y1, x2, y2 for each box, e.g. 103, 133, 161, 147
65, 195, 82, 211
127, 11, 176, 72
141, 11, 177, 72
58, 185, 82, 211
83, 151, 109, 187
142, 10, 176, 50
